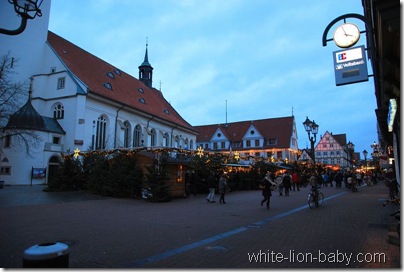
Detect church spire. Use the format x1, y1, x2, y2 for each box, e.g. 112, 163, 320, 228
139, 39, 153, 88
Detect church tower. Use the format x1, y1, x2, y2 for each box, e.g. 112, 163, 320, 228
138, 43, 153, 88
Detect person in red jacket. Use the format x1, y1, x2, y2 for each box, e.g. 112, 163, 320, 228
292, 172, 300, 191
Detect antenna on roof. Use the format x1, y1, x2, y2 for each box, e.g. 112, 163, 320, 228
159, 80, 162, 91
292, 106, 294, 116
225, 100, 228, 125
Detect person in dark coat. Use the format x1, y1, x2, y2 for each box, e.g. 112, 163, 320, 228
260, 171, 276, 209
334, 171, 343, 188
282, 172, 292, 196
218, 173, 228, 204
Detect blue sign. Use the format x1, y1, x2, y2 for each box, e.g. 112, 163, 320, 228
333, 45, 368, 86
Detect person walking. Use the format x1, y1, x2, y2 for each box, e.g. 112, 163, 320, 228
260, 171, 276, 209
206, 172, 216, 203
218, 173, 228, 204
282, 172, 292, 196
334, 171, 343, 188
322, 172, 329, 187
292, 171, 300, 191
277, 174, 284, 196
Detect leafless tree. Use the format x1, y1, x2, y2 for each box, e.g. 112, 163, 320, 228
0, 52, 41, 156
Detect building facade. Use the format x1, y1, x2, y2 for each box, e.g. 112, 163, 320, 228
362, 0, 400, 185
315, 131, 348, 167
195, 116, 299, 164
0, 1, 197, 185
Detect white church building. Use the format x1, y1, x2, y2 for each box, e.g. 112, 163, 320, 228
0, 1, 198, 185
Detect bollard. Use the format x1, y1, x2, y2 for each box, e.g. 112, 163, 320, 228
23, 242, 69, 268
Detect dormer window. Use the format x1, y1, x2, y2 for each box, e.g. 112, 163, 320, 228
114, 69, 121, 76
139, 98, 145, 104
106, 72, 115, 79
104, 83, 112, 90
163, 109, 170, 114
268, 138, 277, 145
138, 88, 144, 93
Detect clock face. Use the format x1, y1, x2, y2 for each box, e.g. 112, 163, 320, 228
333, 23, 360, 48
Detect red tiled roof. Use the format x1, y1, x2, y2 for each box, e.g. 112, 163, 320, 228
47, 31, 196, 133
333, 133, 347, 147
195, 116, 295, 149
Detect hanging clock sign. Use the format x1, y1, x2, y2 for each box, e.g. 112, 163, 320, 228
333, 23, 360, 48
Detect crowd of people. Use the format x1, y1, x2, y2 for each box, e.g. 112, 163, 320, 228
190, 167, 398, 209
256, 168, 399, 209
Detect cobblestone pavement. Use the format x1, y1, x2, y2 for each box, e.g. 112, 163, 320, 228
0, 183, 400, 268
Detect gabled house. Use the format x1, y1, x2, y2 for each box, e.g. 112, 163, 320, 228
195, 116, 299, 164
0, 2, 197, 186
315, 131, 350, 168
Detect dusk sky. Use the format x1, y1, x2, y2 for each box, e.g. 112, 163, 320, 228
49, 1, 378, 159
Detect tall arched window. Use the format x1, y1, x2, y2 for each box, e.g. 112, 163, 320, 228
133, 124, 142, 147
0, 157, 11, 175
174, 135, 180, 148
189, 139, 194, 150
183, 138, 189, 149
150, 128, 156, 147
96, 115, 107, 150
53, 103, 64, 119
164, 133, 169, 147
123, 121, 131, 148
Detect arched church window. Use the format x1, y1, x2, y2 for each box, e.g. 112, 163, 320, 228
133, 124, 142, 147
150, 128, 156, 147
53, 103, 64, 119
123, 121, 131, 148
96, 115, 108, 150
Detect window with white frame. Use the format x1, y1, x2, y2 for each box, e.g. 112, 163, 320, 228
133, 124, 142, 147
57, 77, 65, 89
123, 121, 131, 148
53, 103, 64, 119
1, 158, 11, 175
95, 115, 107, 150
164, 133, 169, 147
52, 136, 60, 145
150, 129, 156, 147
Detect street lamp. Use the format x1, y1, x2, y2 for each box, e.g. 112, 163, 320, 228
363, 149, 368, 174
0, 0, 43, 35
303, 116, 319, 169
303, 116, 319, 207
371, 141, 382, 157
347, 141, 354, 168
371, 141, 382, 169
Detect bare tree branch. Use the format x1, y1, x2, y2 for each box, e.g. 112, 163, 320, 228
0, 53, 40, 157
